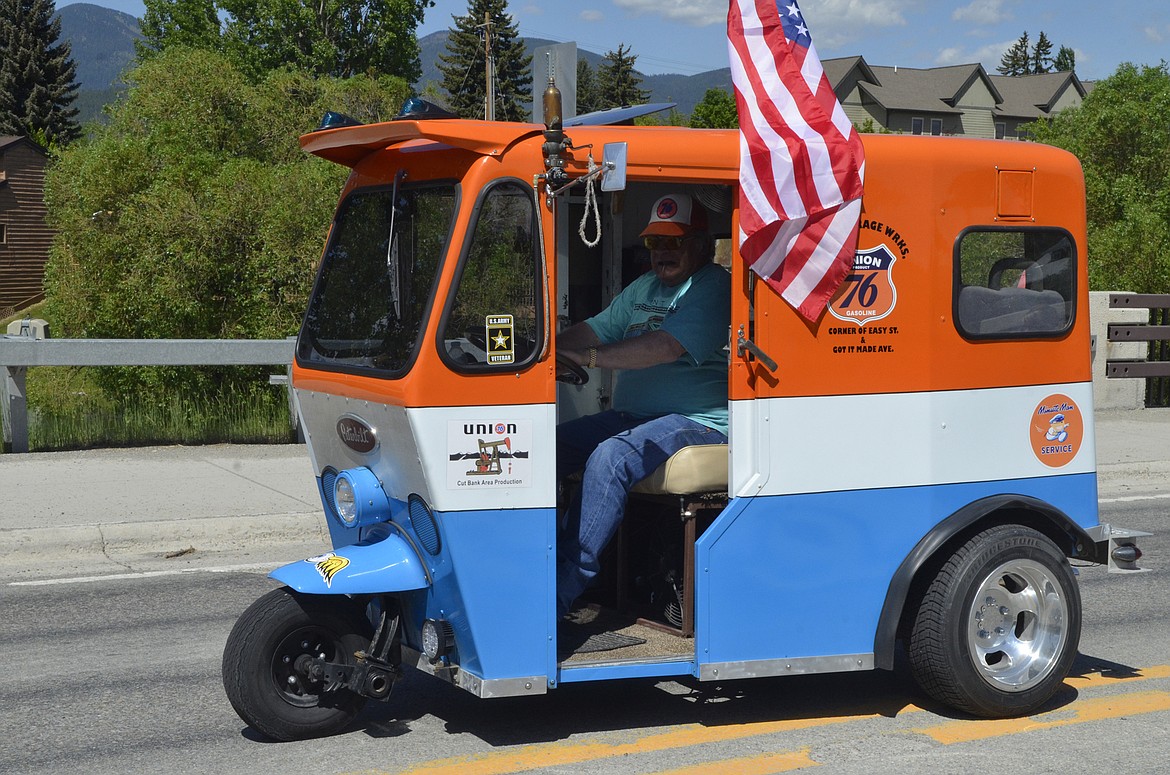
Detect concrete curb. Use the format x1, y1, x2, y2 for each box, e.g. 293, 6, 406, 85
0, 513, 330, 581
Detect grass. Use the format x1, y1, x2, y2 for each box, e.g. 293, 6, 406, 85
3, 304, 297, 452
2, 366, 297, 453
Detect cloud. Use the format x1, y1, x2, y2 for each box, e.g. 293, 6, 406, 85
933, 39, 1020, 70
1145, 25, 1166, 44
611, 0, 909, 36
813, 0, 909, 28
798, 0, 909, 51
934, 47, 966, 66
580, 9, 604, 22
952, 0, 1013, 25
612, 0, 725, 27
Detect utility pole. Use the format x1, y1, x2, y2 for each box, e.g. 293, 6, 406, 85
483, 11, 495, 121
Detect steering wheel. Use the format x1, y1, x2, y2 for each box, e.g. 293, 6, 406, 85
555, 353, 589, 385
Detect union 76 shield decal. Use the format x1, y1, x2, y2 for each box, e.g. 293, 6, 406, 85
828, 245, 898, 328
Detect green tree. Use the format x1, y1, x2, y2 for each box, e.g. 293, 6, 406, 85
575, 57, 601, 116
596, 43, 648, 109
223, 0, 432, 81
1053, 45, 1076, 73
134, 0, 432, 82
0, 0, 79, 145
137, 0, 222, 58
1027, 62, 1170, 294
43, 46, 412, 400
437, 0, 532, 121
689, 87, 738, 129
1030, 31, 1054, 74
997, 32, 1030, 77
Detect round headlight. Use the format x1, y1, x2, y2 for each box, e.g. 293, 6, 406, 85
334, 476, 357, 526
329, 467, 391, 529
421, 618, 455, 663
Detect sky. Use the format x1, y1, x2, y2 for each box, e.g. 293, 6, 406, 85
63, 0, 1170, 82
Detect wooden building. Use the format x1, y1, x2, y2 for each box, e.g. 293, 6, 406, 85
0, 136, 52, 317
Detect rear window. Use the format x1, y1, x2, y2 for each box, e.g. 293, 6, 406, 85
954, 228, 1076, 339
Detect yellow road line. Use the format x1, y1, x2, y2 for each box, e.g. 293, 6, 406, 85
386, 714, 879, 775
358, 665, 1170, 775
647, 748, 820, 775
913, 690, 1170, 745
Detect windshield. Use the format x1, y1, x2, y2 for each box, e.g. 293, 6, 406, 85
298, 182, 457, 374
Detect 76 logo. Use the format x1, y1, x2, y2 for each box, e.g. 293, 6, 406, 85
828, 245, 898, 327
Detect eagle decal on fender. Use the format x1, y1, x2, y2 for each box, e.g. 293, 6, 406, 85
306, 552, 350, 587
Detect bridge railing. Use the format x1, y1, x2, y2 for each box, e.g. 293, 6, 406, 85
1106, 293, 1170, 408
0, 335, 296, 454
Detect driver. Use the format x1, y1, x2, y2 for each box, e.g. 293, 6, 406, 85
555, 193, 731, 618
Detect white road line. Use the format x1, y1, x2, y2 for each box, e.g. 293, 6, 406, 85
1099, 493, 1170, 504
7, 563, 282, 587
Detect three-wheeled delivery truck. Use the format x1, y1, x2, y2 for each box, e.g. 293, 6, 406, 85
222, 93, 1149, 741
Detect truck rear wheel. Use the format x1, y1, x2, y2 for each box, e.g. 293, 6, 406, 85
222, 587, 370, 741
908, 524, 1080, 717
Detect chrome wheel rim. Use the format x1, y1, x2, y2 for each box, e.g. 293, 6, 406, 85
966, 558, 1069, 692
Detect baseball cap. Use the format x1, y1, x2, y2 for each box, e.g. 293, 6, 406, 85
640, 193, 709, 237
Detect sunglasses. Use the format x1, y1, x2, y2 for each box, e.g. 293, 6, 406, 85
643, 235, 692, 251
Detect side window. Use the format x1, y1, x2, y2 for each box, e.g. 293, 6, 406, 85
441, 181, 541, 370
954, 228, 1076, 339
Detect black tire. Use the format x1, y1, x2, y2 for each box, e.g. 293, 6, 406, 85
908, 524, 1081, 717
222, 587, 371, 741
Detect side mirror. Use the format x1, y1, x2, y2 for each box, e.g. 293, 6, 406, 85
600, 142, 627, 192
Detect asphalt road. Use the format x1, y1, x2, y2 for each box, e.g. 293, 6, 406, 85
1, 497, 1166, 775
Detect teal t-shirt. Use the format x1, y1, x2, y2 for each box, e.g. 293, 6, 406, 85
586, 262, 730, 435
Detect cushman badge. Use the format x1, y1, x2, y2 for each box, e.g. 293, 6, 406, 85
336, 415, 378, 453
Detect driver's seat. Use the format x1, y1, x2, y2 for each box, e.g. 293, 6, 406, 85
619, 444, 729, 636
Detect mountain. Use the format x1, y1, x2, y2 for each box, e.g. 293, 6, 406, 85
53, 12, 729, 128
57, 3, 141, 126
417, 31, 732, 119
58, 3, 140, 90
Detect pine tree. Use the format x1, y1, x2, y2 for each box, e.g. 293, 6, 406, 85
997, 32, 1030, 77
1030, 31, 1054, 75
0, 0, 80, 145
1053, 46, 1076, 73
596, 43, 648, 109
575, 58, 601, 116
437, 0, 532, 121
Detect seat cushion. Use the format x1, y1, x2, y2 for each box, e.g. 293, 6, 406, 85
630, 444, 729, 496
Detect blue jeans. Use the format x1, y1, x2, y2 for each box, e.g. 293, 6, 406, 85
556, 410, 727, 618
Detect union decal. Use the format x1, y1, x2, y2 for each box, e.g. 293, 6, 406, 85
828, 245, 898, 327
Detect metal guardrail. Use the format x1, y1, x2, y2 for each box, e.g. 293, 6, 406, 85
1106, 294, 1170, 408
0, 337, 296, 453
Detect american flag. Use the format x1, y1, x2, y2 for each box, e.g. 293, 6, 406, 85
728, 0, 865, 322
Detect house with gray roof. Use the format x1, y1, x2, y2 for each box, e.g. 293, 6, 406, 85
825, 56, 1085, 140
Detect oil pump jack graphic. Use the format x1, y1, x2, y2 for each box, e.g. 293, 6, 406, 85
467, 437, 511, 476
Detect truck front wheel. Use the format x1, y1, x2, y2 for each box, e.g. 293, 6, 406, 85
908, 524, 1081, 717
222, 587, 370, 741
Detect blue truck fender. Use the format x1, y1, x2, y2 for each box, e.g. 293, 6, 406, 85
269, 528, 430, 595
